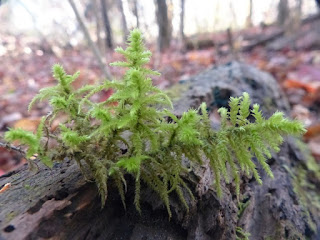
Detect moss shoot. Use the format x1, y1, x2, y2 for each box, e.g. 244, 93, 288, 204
5, 29, 306, 217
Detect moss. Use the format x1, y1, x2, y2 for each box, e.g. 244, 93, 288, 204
284, 222, 306, 240
236, 226, 250, 240
237, 196, 250, 219
263, 221, 305, 240
23, 184, 32, 190
4, 29, 306, 217
296, 140, 320, 179
5, 211, 17, 222
284, 140, 320, 234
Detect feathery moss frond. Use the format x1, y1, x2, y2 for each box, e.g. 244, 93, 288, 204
116, 155, 148, 173
238, 92, 251, 124
60, 124, 90, 148
91, 160, 108, 206
4, 29, 306, 224
29, 64, 79, 112
229, 96, 241, 126
5, 128, 38, 158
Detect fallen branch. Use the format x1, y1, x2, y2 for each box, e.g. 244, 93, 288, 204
0, 141, 26, 156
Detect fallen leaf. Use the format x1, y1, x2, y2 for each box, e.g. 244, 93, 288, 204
305, 123, 320, 140
0, 183, 11, 194
283, 79, 320, 94
308, 136, 320, 161
13, 118, 42, 133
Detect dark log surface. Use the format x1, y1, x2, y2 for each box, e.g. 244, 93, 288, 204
1, 62, 319, 240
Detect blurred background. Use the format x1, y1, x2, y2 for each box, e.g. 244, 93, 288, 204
0, 0, 320, 175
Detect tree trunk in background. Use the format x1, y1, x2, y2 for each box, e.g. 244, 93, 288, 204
117, 0, 129, 42
155, 0, 171, 52
226, 28, 239, 60
180, 0, 185, 42
229, 1, 238, 28
167, 0, 173, 47
277, 0, 289, 26
291, 0, 303, 32
93, 0, 103, 53
297, 0, 303, 16
68, 0, 112, 80
132, 0, 140, 28
246, 0, 253, 27
100, 0, 113, 49
213, 1, 221, 31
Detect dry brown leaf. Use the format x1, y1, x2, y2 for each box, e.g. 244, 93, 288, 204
13, 118, 42, 133
305, 123, 320, 140
0, 183, 11, 194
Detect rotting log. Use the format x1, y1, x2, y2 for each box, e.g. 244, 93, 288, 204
1, 62, 319, 240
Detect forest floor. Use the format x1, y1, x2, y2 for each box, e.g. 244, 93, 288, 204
1, 15, 320, 175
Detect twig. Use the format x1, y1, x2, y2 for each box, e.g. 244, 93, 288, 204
0, 140, 40, 172
0, 141, 26, 156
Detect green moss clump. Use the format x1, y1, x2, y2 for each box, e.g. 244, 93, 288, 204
4, 29, 306, 217
236, 226, 250, 240
285, 140, 320, 233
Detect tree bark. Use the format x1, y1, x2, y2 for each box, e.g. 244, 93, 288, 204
68, 0, 112, 80
92, 0, 104, 53
277, 0, 289, 26
132, 0, 140, 28
117, 0, 129, 42
226, 28, 239, 60
167, 0, 173, 46
100, 0, 113, 49
297, 0, 303, 17
155, 0, 171, 52
246, 0, 253, 27
289, 0, 303, 32
1, 62, 319, 240
180, 0, 185, 42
